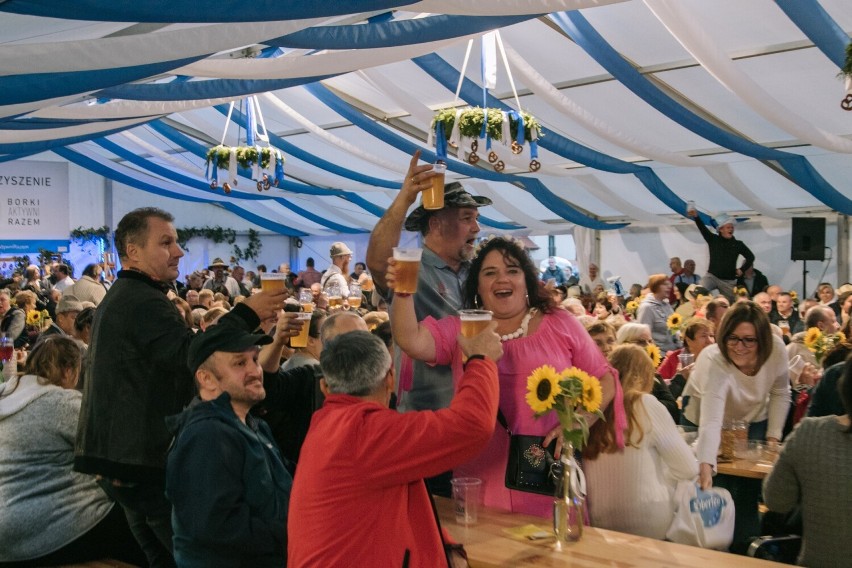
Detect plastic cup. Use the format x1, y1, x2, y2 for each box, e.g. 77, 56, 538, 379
450, 477, 482, 525
686, 200, 696, 215
260, 272, 287, 293
459, 310, 493, 338
298, 289, 315, 313
678, 352, 694, 369
392, 247, 423, 294
348, 284, 362, 309
290, 312, 313, 348
778, 320, 790, 336
422, 162, 447, 210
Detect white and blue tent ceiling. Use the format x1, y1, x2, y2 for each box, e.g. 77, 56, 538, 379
1, 0, 850, 237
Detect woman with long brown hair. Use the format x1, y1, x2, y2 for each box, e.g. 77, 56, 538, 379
584, 344, 697, 539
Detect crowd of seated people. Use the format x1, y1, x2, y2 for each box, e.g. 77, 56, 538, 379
3, 196, 852, 567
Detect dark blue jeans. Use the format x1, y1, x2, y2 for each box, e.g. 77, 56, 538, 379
98, 479, 176, 568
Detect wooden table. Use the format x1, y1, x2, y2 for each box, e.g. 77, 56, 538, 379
717, 459, 774, 480
436, 497, 782, 567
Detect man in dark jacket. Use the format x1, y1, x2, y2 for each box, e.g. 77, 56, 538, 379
74, 207, 285, 567
166, 324, 291, 567
687, 209, 755, 303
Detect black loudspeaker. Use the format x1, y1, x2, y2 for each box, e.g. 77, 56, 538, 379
790, 217, 825, 261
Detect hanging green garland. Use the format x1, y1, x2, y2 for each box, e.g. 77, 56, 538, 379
70, 226, 111, 248
206, 145, 277, 170
177, 226, 262, 262
232, 229, 262, 262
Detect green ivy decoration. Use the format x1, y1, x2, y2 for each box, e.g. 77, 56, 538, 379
71, 226, 111, 248
432, 107, 543, 142
232, 229, 262, 262
177, 226, 237, 252
206, 145, 281, 170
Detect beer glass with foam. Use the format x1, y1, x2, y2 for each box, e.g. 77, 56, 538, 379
392, 248, 423, 294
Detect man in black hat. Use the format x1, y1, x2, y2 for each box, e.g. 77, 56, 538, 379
166, 325, 291, 567
366, 151, 491, 495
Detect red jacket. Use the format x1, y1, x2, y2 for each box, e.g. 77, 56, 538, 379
288, 358, 498, 568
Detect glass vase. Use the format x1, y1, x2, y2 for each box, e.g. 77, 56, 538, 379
552, 443, 586, 546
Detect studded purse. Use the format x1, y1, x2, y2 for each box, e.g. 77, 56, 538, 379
498, 410, 562, 496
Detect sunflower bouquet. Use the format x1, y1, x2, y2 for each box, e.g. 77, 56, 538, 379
26, 309, 51, 332
526, 365, 604, 450
666, 312, 684, 333
804, 327, 846, 364
734, 286, 750, 298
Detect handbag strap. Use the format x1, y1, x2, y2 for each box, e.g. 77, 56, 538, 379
496, 408, 512, 436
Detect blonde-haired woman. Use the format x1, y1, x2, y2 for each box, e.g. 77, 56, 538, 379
584, 344, 698, 539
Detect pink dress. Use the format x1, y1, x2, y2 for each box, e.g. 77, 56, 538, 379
422, 309, 626, 517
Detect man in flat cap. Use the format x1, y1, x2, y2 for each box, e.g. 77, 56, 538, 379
166, 324, 291, 567
321, 242, 353, 295
41, 294, 84, 337
366, 151, 491, 495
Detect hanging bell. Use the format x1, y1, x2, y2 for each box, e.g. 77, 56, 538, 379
494, 161, 505, 172
468, 152, 480, 165
209, 181, 218, 190
511, 141, 523, 155
529, 160, 541, 172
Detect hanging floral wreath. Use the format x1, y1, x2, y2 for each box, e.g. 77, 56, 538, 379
841, 41, 852, 111
431, 107, 544, 172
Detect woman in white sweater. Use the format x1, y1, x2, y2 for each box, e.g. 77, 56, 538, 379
584, 344, 698, 539
0, 336, 143, 567
690, 301, 791, 489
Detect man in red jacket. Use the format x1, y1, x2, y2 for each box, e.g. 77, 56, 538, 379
288, 328, 501, 568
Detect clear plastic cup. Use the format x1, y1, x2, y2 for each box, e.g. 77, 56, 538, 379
422, 162, 447, 210
392, 247, 423, 294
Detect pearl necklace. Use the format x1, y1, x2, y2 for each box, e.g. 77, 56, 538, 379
500, 309, 536, 342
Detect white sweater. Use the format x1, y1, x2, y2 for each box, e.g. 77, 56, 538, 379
692, 336, 791, 469
585, 394, 698, 539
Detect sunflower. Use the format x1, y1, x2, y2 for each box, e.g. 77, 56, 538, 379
789, 290, 798, 301
580, 373, 603, 414
804, 327, 822, 349
666, 312, 683, 331
526, 365, 560, 414
837, 331, 846, 344
645, 343, 662, 367
26, 309, 42, 326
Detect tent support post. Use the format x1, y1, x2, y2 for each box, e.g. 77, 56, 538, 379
837, 214, 849, 286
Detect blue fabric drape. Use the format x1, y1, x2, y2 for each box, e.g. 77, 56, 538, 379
268, 15, 536, 50
0, 57, 204, 106
94, 137, 366, 234
305, 83, 625, 231
551, 10, 852, 215
774, 0, 849, 68
53, 146, 306, 236
98, 75, 331, 102
0, 119, 157, 155
0, 0, 406, 23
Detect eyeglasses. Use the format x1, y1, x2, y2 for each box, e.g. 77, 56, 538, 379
725, 335, 758, 348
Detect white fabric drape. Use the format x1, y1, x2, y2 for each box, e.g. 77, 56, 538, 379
702, 164, 791, 219
175, 34, 477, 79
466, 181, 561, 233
573, 226, 594, 279
644, 0, 852, 154
29, 96, 244, 120
260, 92, 404, 175
3, 19, 330, 75
571, 174, 676, 225
503, 42, 717, 168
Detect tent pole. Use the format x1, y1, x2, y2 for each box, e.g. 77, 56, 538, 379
837, 214, 849, 285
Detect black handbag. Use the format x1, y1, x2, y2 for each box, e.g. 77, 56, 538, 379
498, 410, 562, 496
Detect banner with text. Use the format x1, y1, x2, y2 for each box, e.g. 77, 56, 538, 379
0, 160, 70, 254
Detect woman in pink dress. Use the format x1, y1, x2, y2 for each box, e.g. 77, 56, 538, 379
389, 237, 626, 516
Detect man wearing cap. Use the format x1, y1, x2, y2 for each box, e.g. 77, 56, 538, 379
40, 294, 83, 337
75, 207, 285, 568
366, 151, 491, 411
166, 325, 291, 568
203, 258, 241, 299
321, 242, 353, 295
687, 209, 754, 303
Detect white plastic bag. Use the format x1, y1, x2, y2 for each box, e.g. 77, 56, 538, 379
666, 481, 735, 550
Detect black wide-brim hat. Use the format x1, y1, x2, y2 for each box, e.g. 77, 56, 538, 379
404, 182, 492, 232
